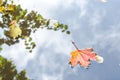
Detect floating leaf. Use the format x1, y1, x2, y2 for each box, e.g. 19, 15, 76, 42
49, 20, 58, 28
9, 20, 22, 38
29, 37, 32, 42
0, 0, 3, 5
66, 31, 70, 34
0, 4, 14, 14
64, 25, 68, 30
0, 46, 2, 52
53, 22, 58, 28
0, 55, 30, 79
69, 41, 104, 68
0, 6, 5, 12
69, 48, 104, 68
25, 47, 31, 49
0, 77, 2, 80
6, 4, 14, 11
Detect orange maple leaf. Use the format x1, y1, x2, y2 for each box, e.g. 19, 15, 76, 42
69, 41, 104, 68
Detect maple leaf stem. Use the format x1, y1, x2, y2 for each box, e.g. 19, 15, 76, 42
71, 41, 79, 50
